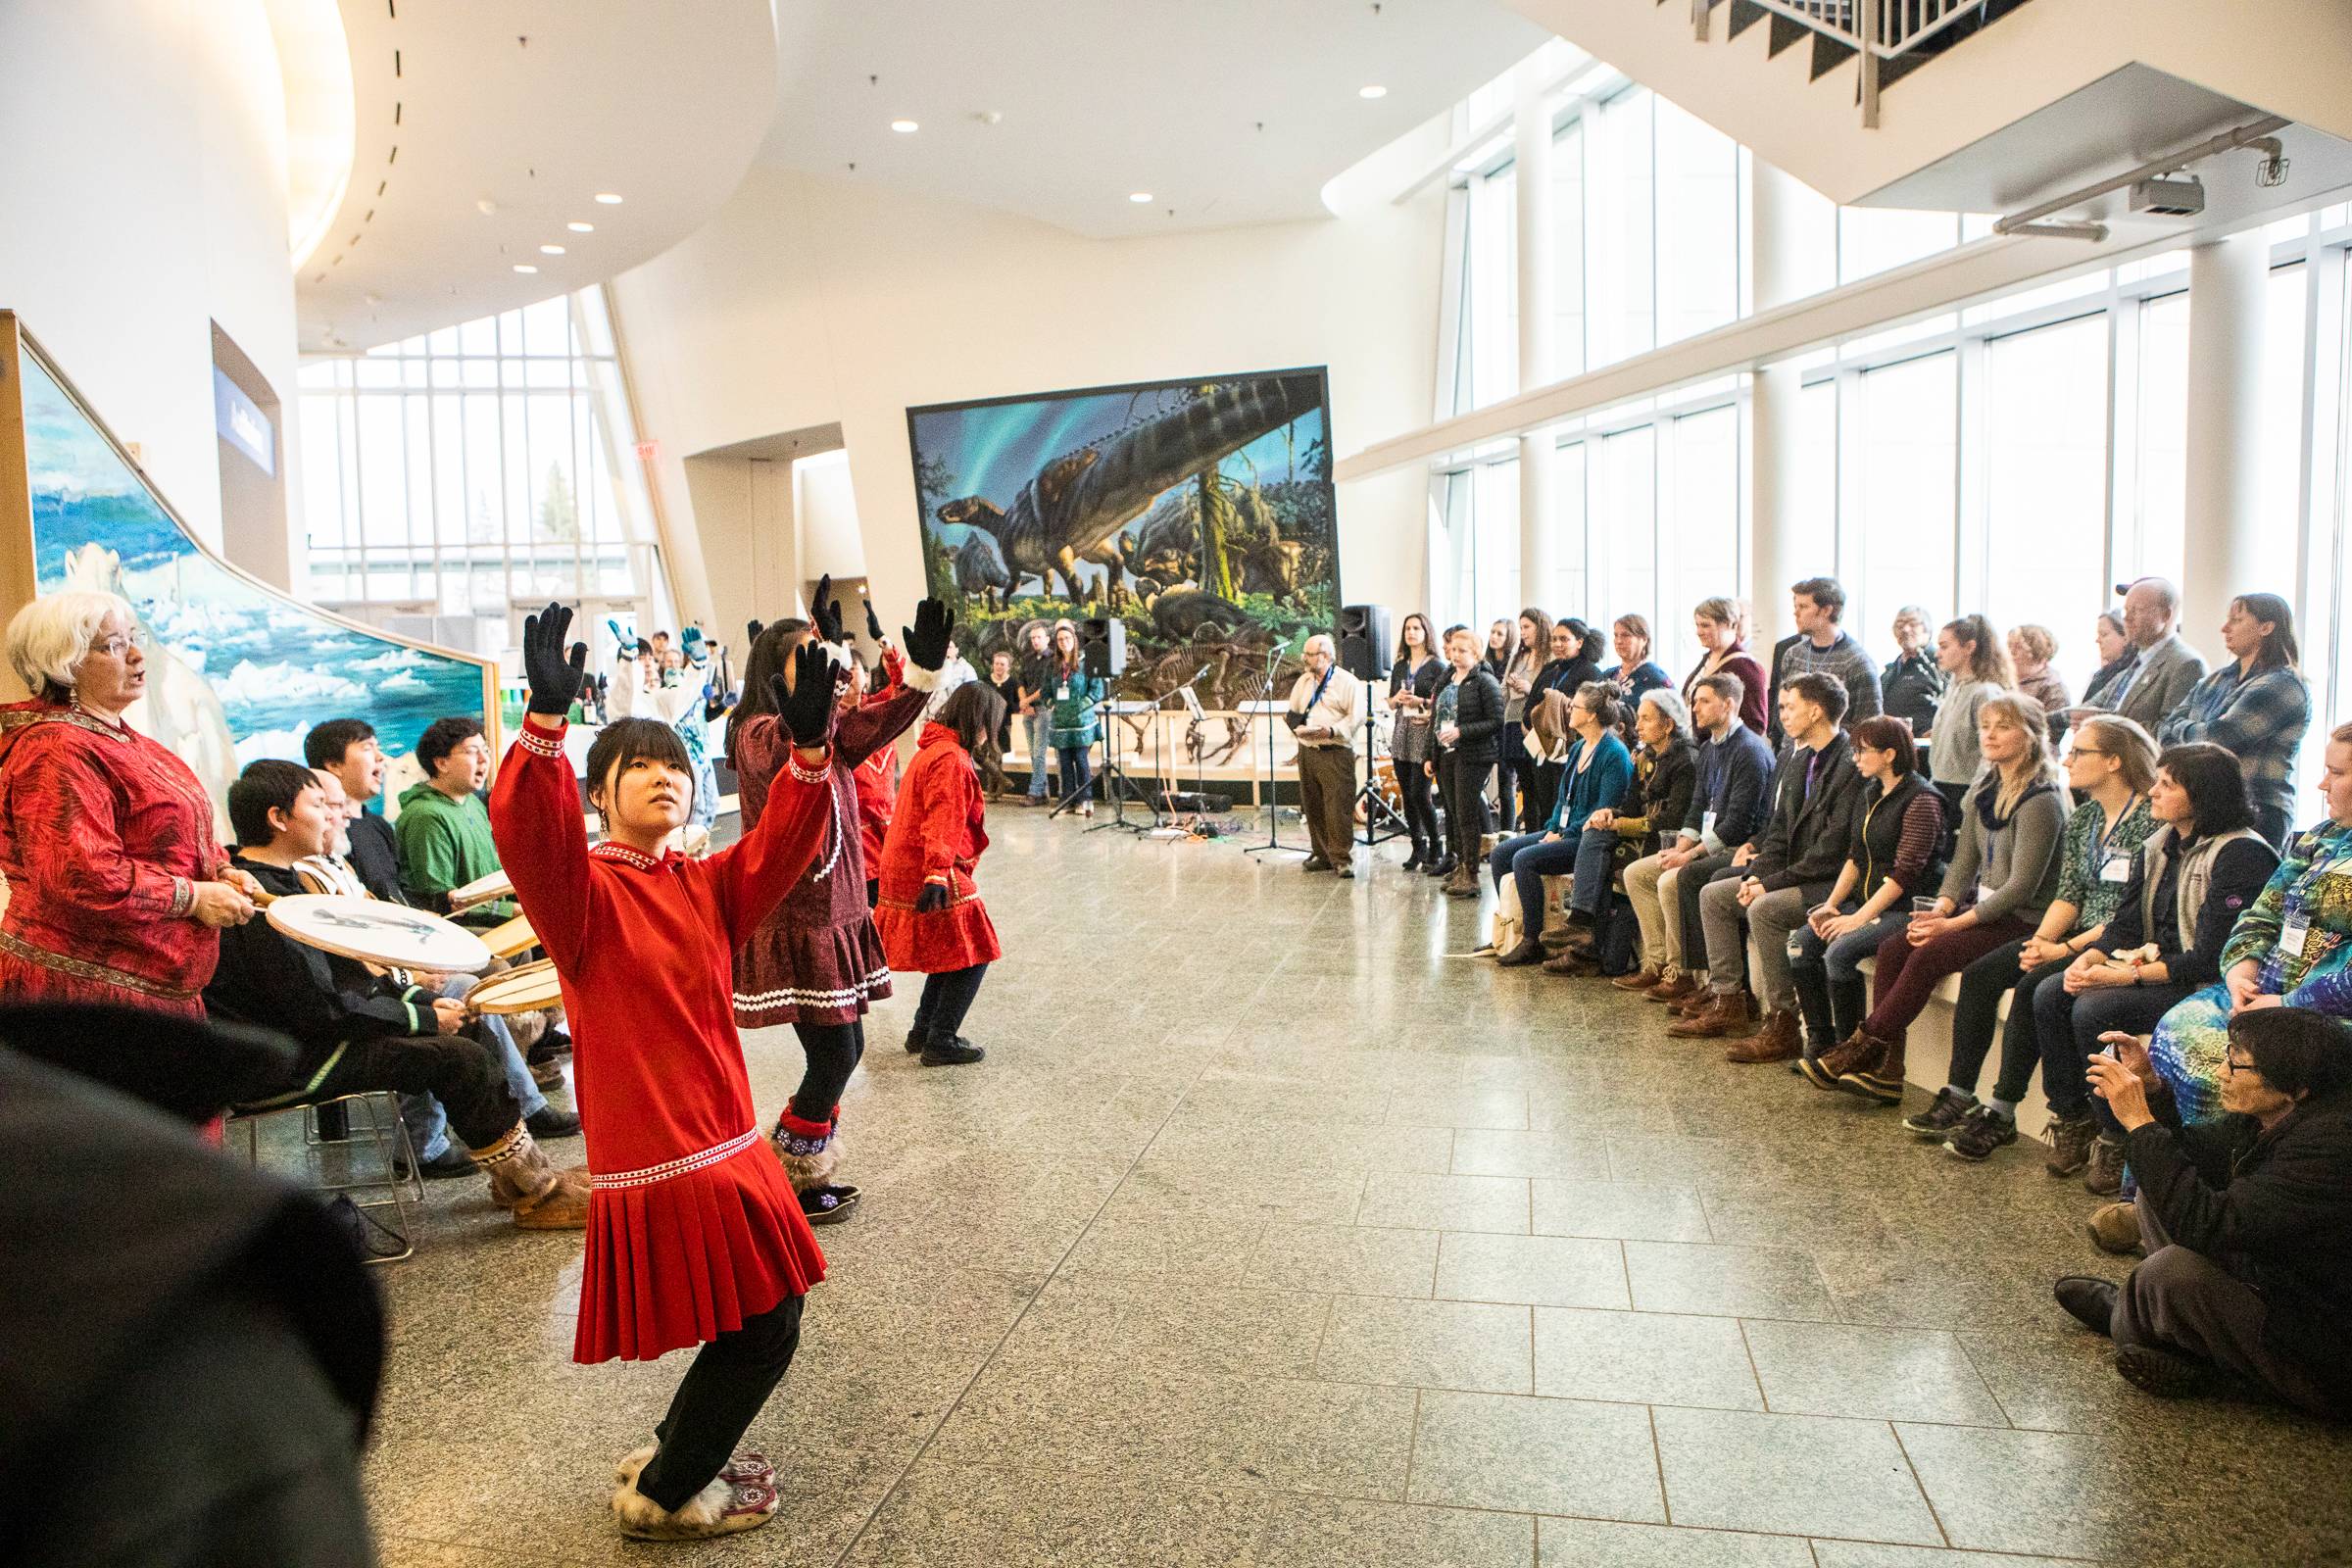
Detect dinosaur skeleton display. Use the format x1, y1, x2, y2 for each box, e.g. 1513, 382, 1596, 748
1115, 635, 1304, 770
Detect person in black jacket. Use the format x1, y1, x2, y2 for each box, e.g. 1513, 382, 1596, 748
2055, 1007, 2352, 1416
1523, 619, 1599, 830
1388, 613, 1446, 869
1436, 625, 1504, 898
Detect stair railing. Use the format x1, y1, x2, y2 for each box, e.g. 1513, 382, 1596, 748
1724, 0, 1994, 126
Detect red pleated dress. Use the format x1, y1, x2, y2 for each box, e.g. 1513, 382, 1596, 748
874, 722, 1001, 973
489, 713, 836, 1363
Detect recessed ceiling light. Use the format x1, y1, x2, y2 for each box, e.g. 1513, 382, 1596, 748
566, 220, 594, 232
1129, 191, 1152, 203
594, 192, 623, 204
540, 244, 565, 255
514, 264, 538, 273
890, 119, 918, 133
1359, 84, 1388, 99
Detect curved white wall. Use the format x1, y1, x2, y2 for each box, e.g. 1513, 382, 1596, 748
612, 160, 1446, 638
0, 0, 299, 557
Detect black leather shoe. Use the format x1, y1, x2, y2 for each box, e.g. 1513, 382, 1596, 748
525, 1105, 582, 1139
2115, 1343, 2213, 1397
1301, 856, 1332, 872
1494, 939, 1546, 967
920, 1037, 985, 1066
2053, 1276, 2119, 1335
396, 1143, 478, 1180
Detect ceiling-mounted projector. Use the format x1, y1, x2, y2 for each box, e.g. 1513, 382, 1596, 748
2130, 174, 2206, 217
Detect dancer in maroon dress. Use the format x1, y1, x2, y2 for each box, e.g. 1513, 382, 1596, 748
0, 592, 260, 1016
875, 682, 1004, 1065
729, 579, 952, 1225
490, 604, 846, 1542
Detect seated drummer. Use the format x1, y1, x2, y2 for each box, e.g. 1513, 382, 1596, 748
206, 760, 587, 1231
394, 715, 514, 926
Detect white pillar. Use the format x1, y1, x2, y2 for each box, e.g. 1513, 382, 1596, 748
1514, 60, 1556, 613
2180, 230, 2270, 651
1746, 159, 1820, 649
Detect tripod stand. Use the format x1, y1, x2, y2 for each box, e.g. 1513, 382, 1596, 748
1048, 696, 1152, 829
1355, 710, 1411, 848
1241, 641, 1309, 859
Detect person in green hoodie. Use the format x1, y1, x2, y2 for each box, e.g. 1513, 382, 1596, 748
395, 714, 513, 923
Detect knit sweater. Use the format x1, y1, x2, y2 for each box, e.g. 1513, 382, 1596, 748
1940, 770, 2071, 924
1768, 631, 1883, 749
1928, 677, 2001, 786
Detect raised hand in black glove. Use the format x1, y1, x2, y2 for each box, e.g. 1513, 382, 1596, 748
522, 602, 588, 716
810, 573, 844, 647
903, 598, 956, 672
747, 618, 765, 650
771, 641, 844, 750
864, 595, 885, 643
914, 881, 951, 912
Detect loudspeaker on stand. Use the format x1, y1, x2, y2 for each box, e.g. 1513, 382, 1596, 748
1336, 605, 1391, 682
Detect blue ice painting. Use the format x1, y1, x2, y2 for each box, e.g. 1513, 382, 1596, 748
22, 351, 488, 807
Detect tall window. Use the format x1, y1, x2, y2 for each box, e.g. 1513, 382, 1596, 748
1598, 425, 1658, 641
1983, 316, 2112, 693
2129, 290, 2190, 586
1665, 406, 1740, 673
1851, 353, 1957, 637
298, 289, 670, 629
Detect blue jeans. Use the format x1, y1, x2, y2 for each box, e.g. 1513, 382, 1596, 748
1791, 906, 1910, 984
1488, 830, 1585, 933
1026, 714, 1051, 798
1056, 745, 1093, 801
1569, 830, 1618, 916
401, 973, 548, 1159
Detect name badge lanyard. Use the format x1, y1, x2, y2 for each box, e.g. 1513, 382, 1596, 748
2087, 796, 2140, 883
2280, 827, 2352, 959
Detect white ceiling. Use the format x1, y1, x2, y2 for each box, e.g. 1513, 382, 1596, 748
760, 0, 1550, 235
296, 0, 775, 352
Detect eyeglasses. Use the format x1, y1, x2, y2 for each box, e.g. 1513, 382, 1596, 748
91, 633, 146, 660
2070, 747, 2109, 760
2224, 1054, 2258, 1076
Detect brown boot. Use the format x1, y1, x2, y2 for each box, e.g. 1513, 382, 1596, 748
1799, 1028, 1883, 1091
475, 1125, 592, 1230
1645, 971, 1699, 1005
1612, 966, 1665, 993
1667, 990, 1750, 1039
1726, 1007, 1801, 1063
1542, 948, 1597, 976
1671, 984, 1719, 1017
1840, 1028, 1909, 1104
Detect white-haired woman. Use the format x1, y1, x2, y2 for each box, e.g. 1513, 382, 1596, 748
0, 592, 258, 1016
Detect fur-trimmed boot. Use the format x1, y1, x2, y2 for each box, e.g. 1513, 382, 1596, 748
770, 1105, 859, 1225
471, 1123, 590, 1229
611, 1445, 778, 1542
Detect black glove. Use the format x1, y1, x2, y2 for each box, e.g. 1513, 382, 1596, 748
864, 596, 885, 642
914, 882, 950, 913
771, 641, 843, 749
522, 603, 588, 716
904, 599, 956, 672
810, 574, 844, 646
747, 618, 764, 649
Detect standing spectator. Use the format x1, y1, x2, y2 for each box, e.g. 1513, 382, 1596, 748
1016, 621, 1055, 805
1423, 629, 1468, 881
2070, 577, 2206, 735
2158, 593, 2310, 850
0, 593, 259, 1017
1389, 614, 1445, 869
1765, 577, 1881, 750
1791, 717, 1948, 1071
1880, 606, 1945, 746
1286, 633, 1365, 877
1682, 597, 1769, 736
1484, 619, 1512, 683
1601, 614, 1671, 708
1435, 626, 1503, 899
1495, 609, 1553, 834
2080, 611, 2136, 712
2009, 624, 2072, 741
1491, 683, 1631, 965
1045, 619, 1104, 817
394, 716, 509, 922
1928, 613, 2016, 820
986, 649, 1020, 758
1819, 693, 2070, 1103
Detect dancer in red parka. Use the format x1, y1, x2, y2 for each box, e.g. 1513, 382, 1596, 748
727, 579, 951, 1225
875, 681, 1004, 1065
489, 604, 845, 1543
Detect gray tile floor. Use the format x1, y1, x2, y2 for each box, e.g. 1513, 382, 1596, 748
363, 810, 2352, 1567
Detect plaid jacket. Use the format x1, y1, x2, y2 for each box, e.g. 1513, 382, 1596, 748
2158, 662, 2311, 827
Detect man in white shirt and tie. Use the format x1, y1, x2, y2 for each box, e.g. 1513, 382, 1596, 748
1286, 633, 1365, 876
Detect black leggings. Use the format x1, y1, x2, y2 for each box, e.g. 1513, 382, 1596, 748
787, 1018, 864, 1123
1445, 754, 1493, 864
636, 1293, 806, 1512
913, 963, 989, 1041
1397, 755, 1441, 850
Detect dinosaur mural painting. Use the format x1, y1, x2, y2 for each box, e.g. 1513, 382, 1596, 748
908, 366, 1338, 718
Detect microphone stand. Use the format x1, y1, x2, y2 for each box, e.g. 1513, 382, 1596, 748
1242, 639, 1308, 859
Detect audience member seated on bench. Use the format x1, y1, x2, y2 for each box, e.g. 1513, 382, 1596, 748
2034, 744, 2277, 1193
1792, 717, 1946, 1075
1573, 689, 1695, 976
1491, 684, 1630, 969
204, 760, 587, 1230
1621, 675, 1774, 1004
394, 715, 513, 925
1685, 673, 1865, 1056
1816, 694, 2072, 1105
2053, 1008, 2352, 1418
1914, 715, 2161, 1160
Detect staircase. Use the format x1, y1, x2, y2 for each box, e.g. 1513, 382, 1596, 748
1689, 0, 2037, 122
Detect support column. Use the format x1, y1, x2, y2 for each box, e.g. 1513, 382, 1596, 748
1746, 159, 1821, 649
2180, 230, 2270, 649
1514, 60, 1556, 613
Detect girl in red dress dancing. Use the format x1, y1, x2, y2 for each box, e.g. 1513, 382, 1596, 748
489, 604, 845, 1543
875, 681, 1005, 1064
728, 581, 950, 1225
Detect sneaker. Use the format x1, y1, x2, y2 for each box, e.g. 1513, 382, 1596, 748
1942, 1104, 2018, 1161
2083, 1136, 2126, 1196
2043, 1114, 2097, 1177
2087, 1200, 2142, 1255
525, 1104, 582, 1139
1901, 1086, 1977, 1139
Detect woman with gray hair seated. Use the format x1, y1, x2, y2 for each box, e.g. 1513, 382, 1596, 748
1551, 688, 1696, 975
0, 592, 260, 1017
